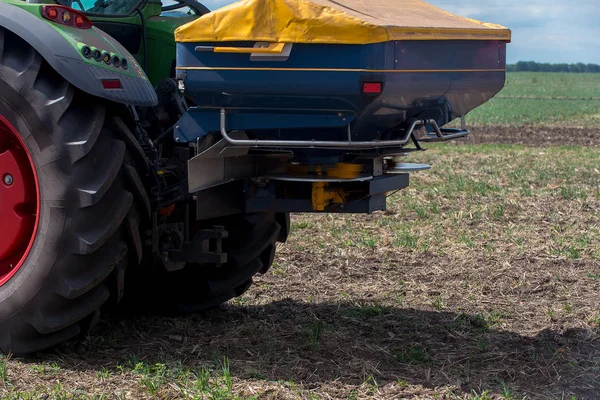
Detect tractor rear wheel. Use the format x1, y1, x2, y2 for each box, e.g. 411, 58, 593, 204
126, 212, 289, 314
0, 31, 147, 354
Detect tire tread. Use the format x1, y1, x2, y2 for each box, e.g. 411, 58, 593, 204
0, 37, 148, 355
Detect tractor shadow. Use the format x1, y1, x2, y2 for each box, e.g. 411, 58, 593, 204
26, 300, 600, 397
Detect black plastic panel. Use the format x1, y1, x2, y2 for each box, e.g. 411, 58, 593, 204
94, 22, 142, 55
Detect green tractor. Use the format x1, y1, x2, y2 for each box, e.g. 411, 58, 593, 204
0, 0, 281, 354
0, 0, 508, 354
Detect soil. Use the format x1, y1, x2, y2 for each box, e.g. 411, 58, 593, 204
462, 125, 600, 147
1, 126, 599, 400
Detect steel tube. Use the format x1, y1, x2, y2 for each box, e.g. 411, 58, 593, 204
219, 109, 423, 149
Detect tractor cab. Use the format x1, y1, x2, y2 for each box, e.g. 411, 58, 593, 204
49, 0, 210, 83
54, 0, 209, 16
57, 0, 142, 15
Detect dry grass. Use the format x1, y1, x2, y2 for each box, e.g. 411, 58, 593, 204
1, 133, 600, 400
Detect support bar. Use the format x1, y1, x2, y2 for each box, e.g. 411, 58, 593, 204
419, 115, 471, 142
219, 108, 420, 149
218, 109, 469, 149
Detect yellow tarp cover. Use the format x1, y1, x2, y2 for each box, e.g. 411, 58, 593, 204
175, 0, 511, 44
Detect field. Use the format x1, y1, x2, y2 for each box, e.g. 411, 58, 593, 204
463, 73, 600, 127
1, 73, 600, 400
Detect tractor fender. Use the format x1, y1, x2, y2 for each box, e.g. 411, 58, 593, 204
0, 2, 157, 107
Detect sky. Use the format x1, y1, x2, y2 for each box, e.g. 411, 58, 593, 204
200, 0, 600, 64
428, 0, 600, 64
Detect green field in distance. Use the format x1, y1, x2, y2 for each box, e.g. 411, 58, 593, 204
463, 72, 600, 127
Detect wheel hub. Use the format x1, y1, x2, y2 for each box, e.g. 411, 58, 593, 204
0, 115, 39, 287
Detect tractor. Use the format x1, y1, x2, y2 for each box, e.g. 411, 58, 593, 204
0, 0, 508, 354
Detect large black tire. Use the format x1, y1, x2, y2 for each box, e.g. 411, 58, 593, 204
0, 30, 148, 355
127, 212, 289, 314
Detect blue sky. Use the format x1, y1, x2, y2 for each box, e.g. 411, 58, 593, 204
428, 0, 600, 64
200, 0, 600, 64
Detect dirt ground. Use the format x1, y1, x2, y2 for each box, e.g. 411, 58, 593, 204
1, 126, 599, 400
464, 126, 600, 148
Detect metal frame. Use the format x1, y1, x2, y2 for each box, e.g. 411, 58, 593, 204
187, 134, 293, 193
161, 0, 211, 15
218, 108, 469, 149
245, 173, 410, 214
419, 115, 471, 143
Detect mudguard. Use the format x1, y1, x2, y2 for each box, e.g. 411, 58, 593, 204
0, 2, 157, 107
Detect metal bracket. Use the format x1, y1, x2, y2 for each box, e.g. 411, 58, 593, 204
167, 227, 228, 268
312, 181, 346, 211
419, 115, 470, 142
245, 173, 410, 214
187, 135, 292, 193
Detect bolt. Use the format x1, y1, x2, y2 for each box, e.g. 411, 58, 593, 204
4, 174, 13, 186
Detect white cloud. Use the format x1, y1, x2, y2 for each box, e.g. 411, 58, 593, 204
428, 0, 600, 63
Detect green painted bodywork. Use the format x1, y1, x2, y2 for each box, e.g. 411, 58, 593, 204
85, 2, 199, 85
145, 13, 197, 84
1, 0, 147, 80
3, 0, 43, 15
2, 0, 200, 86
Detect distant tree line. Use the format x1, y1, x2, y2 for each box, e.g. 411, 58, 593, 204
508, 61, 600, 73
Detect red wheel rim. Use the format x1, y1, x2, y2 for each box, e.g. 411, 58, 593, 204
0, 115, 39, 287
